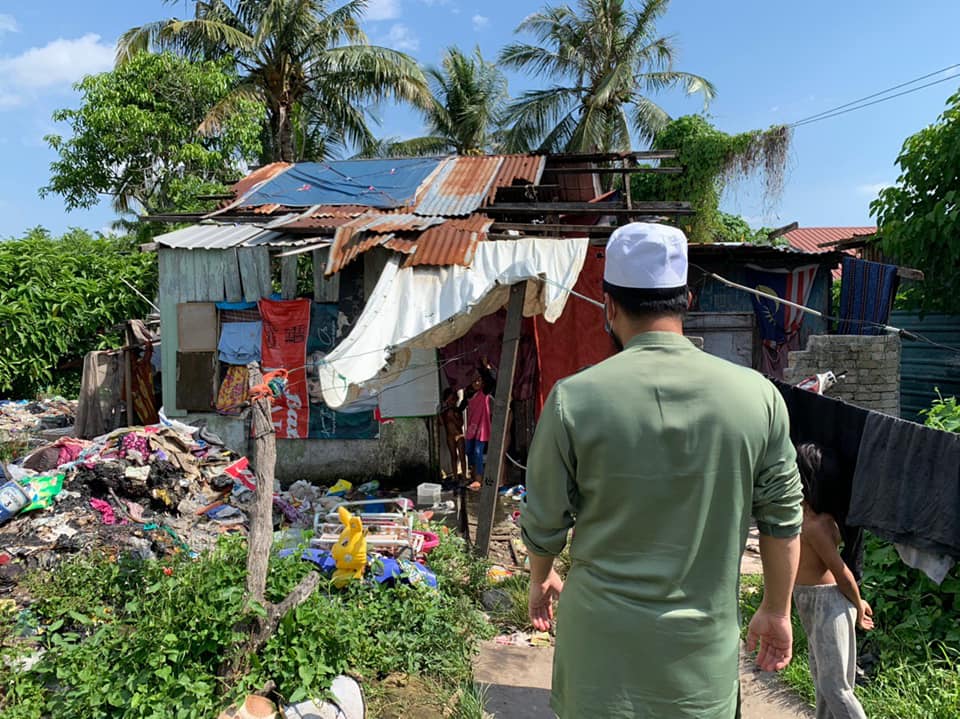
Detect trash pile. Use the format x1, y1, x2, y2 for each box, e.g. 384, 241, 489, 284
0, 398, 77, 452
0, 414, 448, 600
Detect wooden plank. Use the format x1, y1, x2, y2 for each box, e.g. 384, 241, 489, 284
124, 322, 134, 426
312, 247, 340, 303
896, 267, 925, 281
280, 254, 298, 299
197, 250, 226, 302
489, 201, 693, 214
157, 249, 185, 417
545, 166, 683, 174
223, 248, 244, 303
547, 150, 678, 162
254, 247, 273, 298
490, 222, 616, 235
475, 283, 525, 558
237, 248, 261, 303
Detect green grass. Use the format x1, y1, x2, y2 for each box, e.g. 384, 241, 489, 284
739, 573, 960, 719
1, 532, 496, 719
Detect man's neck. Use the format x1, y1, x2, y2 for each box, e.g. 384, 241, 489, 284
618, 315, 684, 345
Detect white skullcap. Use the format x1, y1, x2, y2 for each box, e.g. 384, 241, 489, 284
603, 222, 688, 289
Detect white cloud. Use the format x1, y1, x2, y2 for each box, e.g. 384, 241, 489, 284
381, 23, 419, 51
365, 0, 401, 22
0, 33, 114, 110
858, 182, 891, 197
472, 14, 489, 30
0, 33, 114, 90
0, 14, 19, 35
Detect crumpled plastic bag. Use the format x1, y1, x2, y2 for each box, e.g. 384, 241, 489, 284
20, 473, 65, 513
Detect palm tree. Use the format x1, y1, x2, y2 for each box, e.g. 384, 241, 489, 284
364, 46, 508, 157
117, 0, 432, 162
499, 0, 715, 153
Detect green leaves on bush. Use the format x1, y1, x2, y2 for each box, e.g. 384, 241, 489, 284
920, 389, 960, 433
0, 228, 157, 398
1, 533, 492, 719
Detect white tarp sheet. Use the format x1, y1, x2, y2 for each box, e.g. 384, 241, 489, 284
318, 238, 589, 409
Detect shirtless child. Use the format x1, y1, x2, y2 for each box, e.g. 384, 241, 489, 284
794, 442, 874, 719
440, 388, 467, 481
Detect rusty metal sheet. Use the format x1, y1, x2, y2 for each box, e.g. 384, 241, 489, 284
404, 215, 493, 268
414, 156, 505, 217
381, 236, 417, 254
486, 155, 546, 203
229, 162, 292, 203
326, 214, 385, 274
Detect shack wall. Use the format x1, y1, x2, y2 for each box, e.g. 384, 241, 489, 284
158, 247, 431, 482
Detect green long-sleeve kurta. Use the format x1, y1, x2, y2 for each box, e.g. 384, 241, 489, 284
521, 332, 802, 718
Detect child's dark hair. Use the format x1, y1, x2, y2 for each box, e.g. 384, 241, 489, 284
442, 387, 454, 401
795, 442, 840, 514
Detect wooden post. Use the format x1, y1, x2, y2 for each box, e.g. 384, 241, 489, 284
245, 362, 276, 603
475, 282, 525, 557
223, 363, 321, 683
124, 321, 135, 426
280, 254, 298, 300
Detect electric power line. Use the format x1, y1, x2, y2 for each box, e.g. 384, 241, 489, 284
790, 69, 960, 129
790, 63, 960, 127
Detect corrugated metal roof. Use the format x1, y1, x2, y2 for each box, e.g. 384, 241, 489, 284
414, 156, 505, 217
155, 223, 283, 250
229, 162, 291, 202
326, 217, 386, 274
404, 215, 493, 268
783, 227, 875, 253
355, 212, 445, 233
486, 155, 546, 203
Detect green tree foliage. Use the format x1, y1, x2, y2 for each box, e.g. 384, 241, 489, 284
632, 115, 790, 243
118, 0, 432, 162
871, 89, 960, 313
366, 46, 508, 157
0, 229, 157, 398
499, 0, 715, 153
42, 52, 261, 220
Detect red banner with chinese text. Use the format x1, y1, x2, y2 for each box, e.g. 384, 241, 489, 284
259, 298, 311, 439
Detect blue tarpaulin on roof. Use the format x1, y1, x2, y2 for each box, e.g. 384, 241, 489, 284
238, 158, 445, 209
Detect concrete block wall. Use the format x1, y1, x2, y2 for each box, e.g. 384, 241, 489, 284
784, 334, 901, 416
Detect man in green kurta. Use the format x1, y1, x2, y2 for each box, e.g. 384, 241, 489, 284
521, 223, 803, 718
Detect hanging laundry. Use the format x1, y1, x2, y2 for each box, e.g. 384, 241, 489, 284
217, 321, 262, 365
849, 412, 960, 583
774, 380, 866, 580
216, 365, 250, 415
836, 256, 899, 335
745, 265, 819, 379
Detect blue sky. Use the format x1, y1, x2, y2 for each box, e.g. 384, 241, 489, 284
0, 0, 958, 237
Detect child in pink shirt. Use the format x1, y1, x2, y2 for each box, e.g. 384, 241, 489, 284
464, 359, 496, 490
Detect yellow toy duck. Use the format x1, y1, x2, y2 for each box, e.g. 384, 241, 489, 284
331, 506, 367, 587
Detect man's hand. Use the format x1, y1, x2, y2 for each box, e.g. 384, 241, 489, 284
858, 600, 875, 631
529, 568, 564, 632
746, 607, 793, 672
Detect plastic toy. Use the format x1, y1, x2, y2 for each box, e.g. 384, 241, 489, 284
331, 506, 367, 587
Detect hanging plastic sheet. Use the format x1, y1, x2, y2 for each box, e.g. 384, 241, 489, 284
314, 238, 589, 409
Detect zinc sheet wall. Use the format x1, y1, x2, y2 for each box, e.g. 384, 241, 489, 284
890, 311, 960, 420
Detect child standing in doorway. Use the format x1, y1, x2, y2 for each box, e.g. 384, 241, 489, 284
439, 388, 467, 481
793, 442, 873, 719
464, 358, 496, 491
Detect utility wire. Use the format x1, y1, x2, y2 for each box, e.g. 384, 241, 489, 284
790, 63, 960, 127
690, 264, 960, 355
791, 70, 960, 129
